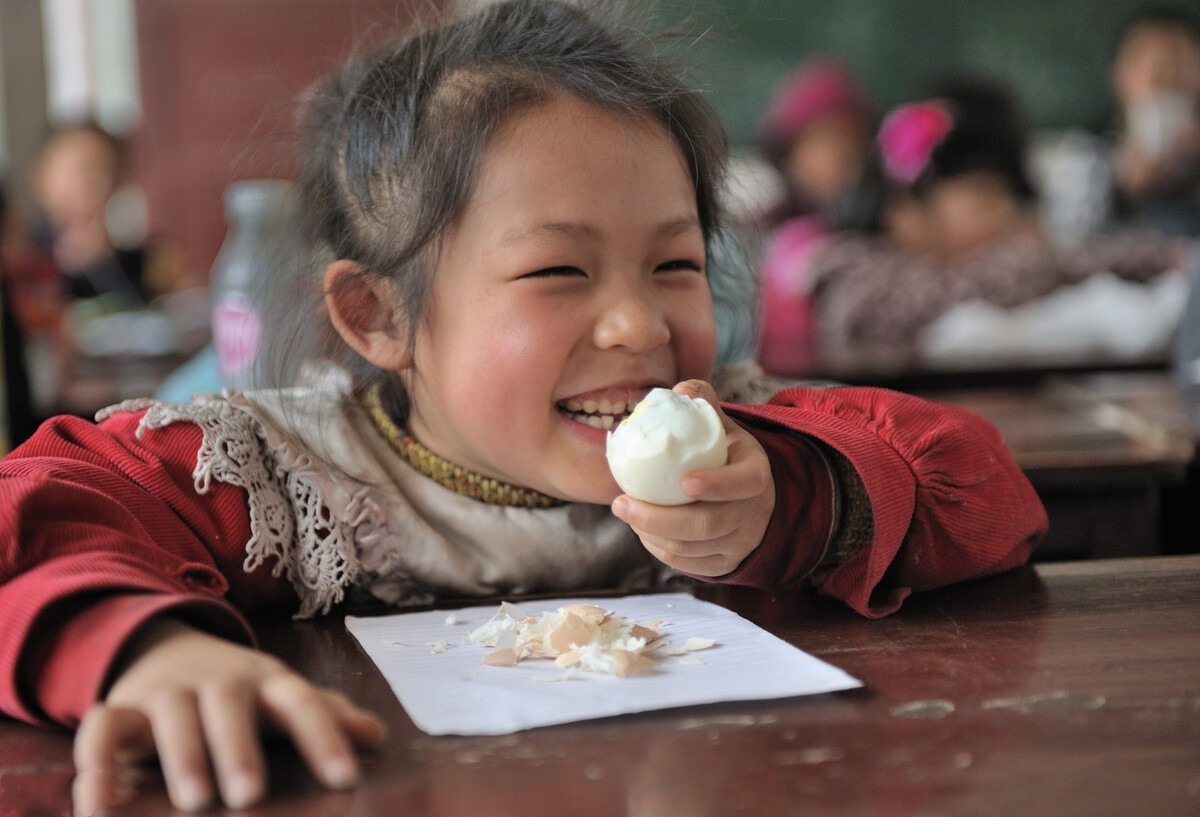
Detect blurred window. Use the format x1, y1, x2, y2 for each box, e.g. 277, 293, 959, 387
41, 0, 140, 133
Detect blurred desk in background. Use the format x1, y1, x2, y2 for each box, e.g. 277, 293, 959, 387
48, 291, 211, 422
916, 370, 1197, 560
56, 349, 194, 418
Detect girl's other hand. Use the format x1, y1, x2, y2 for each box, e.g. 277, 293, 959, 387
611, 380, 776, 577
72, 619, 386, 814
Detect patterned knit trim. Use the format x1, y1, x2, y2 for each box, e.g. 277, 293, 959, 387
360, 384, 564, 509
100, 395, 357, 618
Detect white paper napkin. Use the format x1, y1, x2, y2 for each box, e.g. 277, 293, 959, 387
345, 592, 861, 736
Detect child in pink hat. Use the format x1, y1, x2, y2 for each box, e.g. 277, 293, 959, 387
760, 56, 875, 224
757, 57, 874, 374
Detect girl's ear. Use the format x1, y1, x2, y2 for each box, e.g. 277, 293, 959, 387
324, 260, 412, 371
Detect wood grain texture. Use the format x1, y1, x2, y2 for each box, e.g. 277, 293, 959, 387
4, 555, 1196, 816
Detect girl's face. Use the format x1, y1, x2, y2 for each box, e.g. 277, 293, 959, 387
402, 95, 717, 504
784, 112, 869, 208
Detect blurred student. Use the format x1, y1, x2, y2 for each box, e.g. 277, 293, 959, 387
1109, 4, 1200, 236
759, 56, 876, 227
759, 79, 1184, 374
756, 57, 874, 373
30, 122, 191, 308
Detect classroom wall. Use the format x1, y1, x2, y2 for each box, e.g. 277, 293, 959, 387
0, 3, 48, 225
132, 0, 420, 282
677, 0, 1200, 146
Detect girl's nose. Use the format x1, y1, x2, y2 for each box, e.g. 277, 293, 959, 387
593, 288, 671, 353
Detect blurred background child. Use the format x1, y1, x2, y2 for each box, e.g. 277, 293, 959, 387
1108, 4, 1200, 236
755, 57, 875, 374
758, 56, 876, 228
758, 77, 1185, 373
4, 123, 209, 419
30, 122, 191, 307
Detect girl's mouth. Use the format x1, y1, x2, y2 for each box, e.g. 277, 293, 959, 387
557, 396, 636, 431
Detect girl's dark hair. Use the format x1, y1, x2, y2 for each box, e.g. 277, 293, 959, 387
270, 0, 734, 415
916, 77, 1037, 203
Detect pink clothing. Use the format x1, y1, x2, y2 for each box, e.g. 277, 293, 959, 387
758, 215, 829, 374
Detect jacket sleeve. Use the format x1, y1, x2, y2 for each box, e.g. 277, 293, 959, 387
723, 385, 1047, 618
0, 410, 291, 727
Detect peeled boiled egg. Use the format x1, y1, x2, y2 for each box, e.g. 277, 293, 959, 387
606, 387, 728, 505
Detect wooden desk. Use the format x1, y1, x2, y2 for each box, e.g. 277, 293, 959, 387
916, 371, 1197, 560
4, 556, 1198, 817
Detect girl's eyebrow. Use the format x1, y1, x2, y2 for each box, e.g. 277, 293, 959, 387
502, 216, 702, 244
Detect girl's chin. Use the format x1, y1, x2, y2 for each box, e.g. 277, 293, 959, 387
539, 414, 622, 503
538, 469, 621, 507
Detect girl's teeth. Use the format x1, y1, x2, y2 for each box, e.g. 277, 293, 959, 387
559, 395, 635, 430
562, 407, 625, 430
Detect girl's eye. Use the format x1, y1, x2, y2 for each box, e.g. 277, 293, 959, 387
521, 266, 586, 279
655, 259, 704, 273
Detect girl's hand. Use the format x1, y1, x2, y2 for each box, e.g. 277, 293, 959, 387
72, 619, 386, 815
611, 380, 775, 577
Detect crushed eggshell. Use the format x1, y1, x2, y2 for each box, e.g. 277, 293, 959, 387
465, 602, 670, 677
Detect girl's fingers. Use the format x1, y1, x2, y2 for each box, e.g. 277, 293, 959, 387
147, 689, 217, 812
74, 703, 155, 771
321, 688, 388, 747
681, 432, 773, 501
616, 497, 741, 545
198, 680, 268, 809
258, 674, 362, 791
72, 705, 154, 817
79, 622, 382, 811
640, 539, 743, 577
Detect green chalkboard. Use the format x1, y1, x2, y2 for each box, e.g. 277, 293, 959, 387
659, 0, 1200, 145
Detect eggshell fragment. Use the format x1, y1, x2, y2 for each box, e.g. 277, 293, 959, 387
545, 611, 595, 654
483, 647, 519, 666
466, 602, 667, 677
606, 388, 728, 505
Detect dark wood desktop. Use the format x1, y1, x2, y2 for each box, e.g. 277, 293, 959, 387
4, 555, 1197, 817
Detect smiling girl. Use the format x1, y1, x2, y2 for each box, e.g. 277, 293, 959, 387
0, 1, 1045, 812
